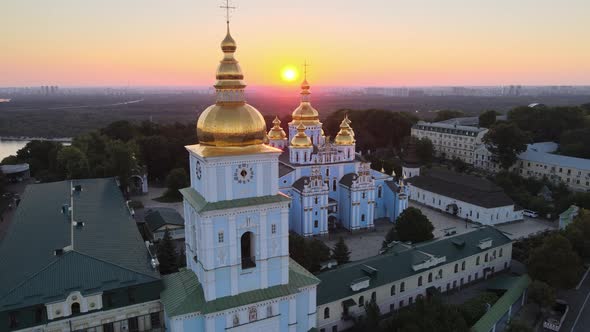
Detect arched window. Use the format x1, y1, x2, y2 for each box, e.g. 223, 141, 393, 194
326, 168, 330, 177
438, 269, 443, 278
378, 186, 383, 198
249, 307, 257, 322
315, 197, 319, 204
361, 214, 366, 222
296, 153, 299, 162
324, 307, 330, 319
390, 284, 396, 296
371, 291, 376, 301
333, 179, 337, 191
454, 264, 458, 273
428, 273, 433, 283
462, 261, 466, 271
418, 276, 423, 286
400, 282, 405, 292
476, 256, 480, 265
358, 296, 364, 307
499, 248, 503, 257
267, 305, 273, 317
71, 302, 80, 315
493, 250, 496, 258
485, 253, 489, 262
241, 232, 255, 269
304, 152, 308, 162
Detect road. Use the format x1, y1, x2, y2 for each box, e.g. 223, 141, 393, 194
559, 267, 590, 332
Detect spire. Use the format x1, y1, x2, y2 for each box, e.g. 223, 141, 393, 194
291, 61, 320, 125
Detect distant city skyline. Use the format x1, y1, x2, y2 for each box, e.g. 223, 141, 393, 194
2, 0, 589, 87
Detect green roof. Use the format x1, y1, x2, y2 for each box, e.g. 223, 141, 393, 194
472, 274, 531, 332
316, 226, 512, 305
0, 178, 160, 311
144, 207, 184, 231
161, 258, 319, 317
180, 187, 290, 214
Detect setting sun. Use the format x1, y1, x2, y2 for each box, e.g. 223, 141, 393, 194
281, 67, 298, 82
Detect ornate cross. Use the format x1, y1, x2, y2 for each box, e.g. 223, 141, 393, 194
303, 60, 310, 80
220, 0, 236, 24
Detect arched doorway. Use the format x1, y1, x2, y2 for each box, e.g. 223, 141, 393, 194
241, 232, 256, 269
71, 302, 80, 315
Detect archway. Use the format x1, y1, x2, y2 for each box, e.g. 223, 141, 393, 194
241, 232, 256, 269
71, 302, 80, 315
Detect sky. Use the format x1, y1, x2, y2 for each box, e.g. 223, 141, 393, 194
1, 0, 589, 87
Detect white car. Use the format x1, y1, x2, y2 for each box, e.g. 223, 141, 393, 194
523, 209, 539, 218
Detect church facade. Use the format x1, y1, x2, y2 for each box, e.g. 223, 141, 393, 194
268, 80, 409, 237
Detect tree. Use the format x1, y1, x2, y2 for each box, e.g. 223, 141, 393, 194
57, 146, 89, 179
382, 226, 400, 249
459, 292, 499, 325
304, 238, 331, 273
101, 120, 136, 142
416, 138, 434, 165
16, 140, 63, 177
560, 128, 590, 159
528, 280, 555, 319
434, 110, 465, 122
104, 140, 138, 190
157, 228, 179, 275
483, 122, 529, 169
165, 168, 189, 199
380, 297, 468, 332
332, 237, 351, 265
359, 297, 381, 331
395, 207, 434, 243
527, 233, 582, 288
564, 210, 590, 259
478, 110, 498, 128
1, 155, 19, 165
505, 320, 533, 332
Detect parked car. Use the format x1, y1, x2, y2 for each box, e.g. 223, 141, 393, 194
543, 300, 569, 331
523, 209, 539, 218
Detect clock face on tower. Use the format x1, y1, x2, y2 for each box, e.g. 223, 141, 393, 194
234, 163, 254, 184
195, 160, 202, 180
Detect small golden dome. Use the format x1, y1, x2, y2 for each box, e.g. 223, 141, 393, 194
290, 123, 312, 148
291, 78, 320, 125
268, 116, 287, 140
220, 25, 237, 53
197, 103, 267, 147
334, 116, 356, 146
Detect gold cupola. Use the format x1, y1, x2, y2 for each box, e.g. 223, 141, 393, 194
196, 23, 267, 148
334, 115, 356, 145
291, 78, 320, 126
268, 116, 287, 140
290, 123, 313, 148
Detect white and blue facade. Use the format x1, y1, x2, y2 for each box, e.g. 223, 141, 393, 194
269, 82, 409, 236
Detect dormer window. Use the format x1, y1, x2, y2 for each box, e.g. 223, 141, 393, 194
71, 302, 80, 315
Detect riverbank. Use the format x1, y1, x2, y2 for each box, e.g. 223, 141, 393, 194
0, 136, 72, 143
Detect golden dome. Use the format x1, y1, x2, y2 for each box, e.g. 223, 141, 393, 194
290, 123, 313, 148
196, 23, 268, 148
291, 78, 320, 125
268, 116, 287, 140
334, 116, 356, 146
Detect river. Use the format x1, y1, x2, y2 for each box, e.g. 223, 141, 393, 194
0, 139, 71, 160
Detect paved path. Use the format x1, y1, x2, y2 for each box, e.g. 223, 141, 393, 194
132, 186, 184, 217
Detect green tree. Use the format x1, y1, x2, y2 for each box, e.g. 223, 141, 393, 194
560, 128, 590, 159
136, 135, 172, 180
104, 140, 138, 191
157, 228, 179, 275
459, 292, 499, 325
101, 120, 136, 142
528, 280, 555, 319
381, 297, 468, 332
165, 168, 189, 199
1, 155, 19, 165
304, 238, 331, 272
382, 226, 400, 249
478, 110, 498, 128
16, 140, 63, 177
564, 210, 590, 259
332, 237, 351, 265
483, 122, 529, 169
289, 232, 306, 266
434, 110, 465, 122
395, 207, 434, 243
57, 146, 89, 179
527, 233, 582, 288
505, 320, 533, 332
416, 137, 434, 165
361, 297, 381, 331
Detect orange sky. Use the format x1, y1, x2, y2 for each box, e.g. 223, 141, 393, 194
1, 0, 589, 87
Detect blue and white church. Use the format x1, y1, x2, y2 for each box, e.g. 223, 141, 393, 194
267, 78, 409, 237
160, 20, 320, 332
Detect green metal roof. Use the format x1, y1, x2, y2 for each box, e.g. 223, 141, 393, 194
161, 258, 319, 317
472, 274, 531, 332
0, 178, 160, 311
316, 226, 512, 305
180, 187, 290, 214
144, 207, 184, 231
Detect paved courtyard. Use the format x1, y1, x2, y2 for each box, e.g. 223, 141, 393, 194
321, 201, 558, 262
132, 186, 184, 218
